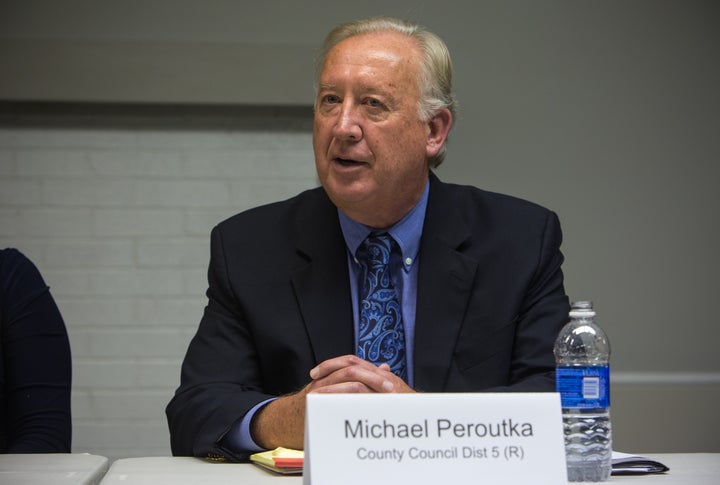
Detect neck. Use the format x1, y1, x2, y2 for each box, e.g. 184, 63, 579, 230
338, 173, 430, 229
343, 193, 421, 229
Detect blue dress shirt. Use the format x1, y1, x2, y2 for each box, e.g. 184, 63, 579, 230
337, 180, 429, 388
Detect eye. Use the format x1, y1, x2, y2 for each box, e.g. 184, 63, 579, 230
323, 94, 340, 104
365, 98, 384, 108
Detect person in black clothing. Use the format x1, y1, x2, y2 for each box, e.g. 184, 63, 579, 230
0, 248, 72, 453
166, 17, 569, 460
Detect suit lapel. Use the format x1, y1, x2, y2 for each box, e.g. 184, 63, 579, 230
414, 174, 478, 391
289, 190, 355, 364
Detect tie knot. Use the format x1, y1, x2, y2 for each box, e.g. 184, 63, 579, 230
359, 233, 394, 267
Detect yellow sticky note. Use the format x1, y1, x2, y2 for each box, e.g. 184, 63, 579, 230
250, 447, 304, 474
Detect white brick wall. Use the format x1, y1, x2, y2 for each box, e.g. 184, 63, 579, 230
0, 113, 317, 460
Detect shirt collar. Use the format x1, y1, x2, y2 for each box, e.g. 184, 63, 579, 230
338, 180, 429, 272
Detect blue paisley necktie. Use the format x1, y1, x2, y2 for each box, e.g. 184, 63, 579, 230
356, 233, 407, 381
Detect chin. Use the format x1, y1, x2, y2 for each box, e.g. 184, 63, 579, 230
325, 184, 375, 211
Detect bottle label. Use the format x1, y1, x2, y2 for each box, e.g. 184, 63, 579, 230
556, 365, 610, 408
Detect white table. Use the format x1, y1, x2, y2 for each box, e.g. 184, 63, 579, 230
98, 453, 719, 484
0, 453, 109, 485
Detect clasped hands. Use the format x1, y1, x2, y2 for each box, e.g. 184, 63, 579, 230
251, 354, 414, 450
309, 354, 414, 394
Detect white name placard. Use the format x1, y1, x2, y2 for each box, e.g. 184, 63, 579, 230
303, 392, 567, 485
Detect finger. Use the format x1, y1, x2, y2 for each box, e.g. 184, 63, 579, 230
310, 381, 374, 394
309, 354, 379, 380
314, 362, 394, 393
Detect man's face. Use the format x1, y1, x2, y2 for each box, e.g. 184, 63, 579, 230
313, 31, 435, 228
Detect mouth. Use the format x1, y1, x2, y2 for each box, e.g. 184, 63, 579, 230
333, 157, 366, 167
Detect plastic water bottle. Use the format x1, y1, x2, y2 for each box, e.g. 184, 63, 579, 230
554, 301, 612, 482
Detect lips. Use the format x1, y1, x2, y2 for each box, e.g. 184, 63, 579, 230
335, 157, 364, 166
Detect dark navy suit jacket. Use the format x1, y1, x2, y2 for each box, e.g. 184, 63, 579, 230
166, 172, 570, 460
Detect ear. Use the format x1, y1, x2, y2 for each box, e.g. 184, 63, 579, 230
425, 108, 453, 159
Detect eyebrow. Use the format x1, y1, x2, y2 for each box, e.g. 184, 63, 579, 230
318, 83, 387, 96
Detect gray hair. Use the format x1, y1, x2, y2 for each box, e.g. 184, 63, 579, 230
315, 17, 458, 167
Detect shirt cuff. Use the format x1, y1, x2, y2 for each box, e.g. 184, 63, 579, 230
222, 397, 276, 453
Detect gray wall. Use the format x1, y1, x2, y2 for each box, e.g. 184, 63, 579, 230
1, 0, 718, 456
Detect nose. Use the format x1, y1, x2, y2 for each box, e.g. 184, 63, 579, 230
332, 101, 362, 141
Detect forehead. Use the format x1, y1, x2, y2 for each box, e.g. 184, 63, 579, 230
320, 31, 422, 86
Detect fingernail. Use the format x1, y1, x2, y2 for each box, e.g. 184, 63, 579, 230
310, 367, 319, 379
382, 380, 394, 392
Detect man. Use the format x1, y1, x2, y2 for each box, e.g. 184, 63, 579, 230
166, 17, 569, 461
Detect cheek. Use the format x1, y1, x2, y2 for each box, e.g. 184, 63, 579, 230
382, 127, 427, 164
312, 125, 330, 156
313, 116, 331, 141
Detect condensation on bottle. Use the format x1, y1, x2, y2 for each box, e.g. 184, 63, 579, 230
554, 301, 612, 482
